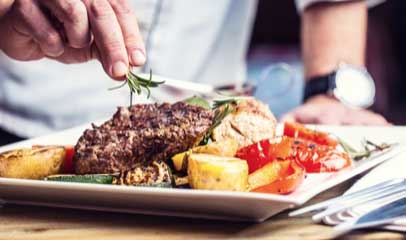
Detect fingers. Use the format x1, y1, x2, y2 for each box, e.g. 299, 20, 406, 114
280, 103, 328, 124
40, 0, 90, 48
2, 0, 145, 73
0, 0, 14, 17
279, 95, 389, 125
12, 0, 64, 57
108, 0, 146, 66
280, 105, 389, 126
51, 44, 99, 64
82, 0, 130, 79
345, 110, 389, 126
0, 10, 44, 60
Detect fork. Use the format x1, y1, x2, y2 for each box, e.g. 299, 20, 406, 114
289, 178, 406, 226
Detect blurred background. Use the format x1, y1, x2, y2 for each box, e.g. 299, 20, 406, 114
247, 0, 405, 124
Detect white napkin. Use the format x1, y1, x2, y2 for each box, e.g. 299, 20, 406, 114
324, 151, 406, 231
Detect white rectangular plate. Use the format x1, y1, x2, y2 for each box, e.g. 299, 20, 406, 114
0, 125, 404, 222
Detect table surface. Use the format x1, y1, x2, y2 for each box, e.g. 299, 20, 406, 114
0, 178, 404, 240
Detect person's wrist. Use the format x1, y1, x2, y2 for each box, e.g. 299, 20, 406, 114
303, 70, 336, 103
304, 63, 375, 108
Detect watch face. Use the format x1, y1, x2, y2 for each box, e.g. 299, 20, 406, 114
333, 65, 376, 108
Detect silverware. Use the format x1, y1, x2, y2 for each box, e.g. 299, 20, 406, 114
136, 73, 255, 98
289, 178, 405, 217
136, 73, 216, 95
289, 178, 406, 233
334, 198, 406, 232
311, 184, 405, 222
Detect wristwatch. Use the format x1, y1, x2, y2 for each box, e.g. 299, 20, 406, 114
304, 63, 376, 108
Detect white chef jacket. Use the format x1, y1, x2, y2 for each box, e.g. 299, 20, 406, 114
0, 0, 382, 137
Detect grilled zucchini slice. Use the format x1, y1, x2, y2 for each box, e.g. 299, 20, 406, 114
45, 174, 115, 184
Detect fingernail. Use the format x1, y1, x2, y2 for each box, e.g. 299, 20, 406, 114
131, 49, 146, 66
112, 61, 128, 77
46, 46, 65, 57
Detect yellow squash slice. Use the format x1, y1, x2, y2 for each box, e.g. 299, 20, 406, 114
187, 154, 248, 191
172, 139, 238, 172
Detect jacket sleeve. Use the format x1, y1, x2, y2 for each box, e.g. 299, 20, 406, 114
295, 0, 385, 13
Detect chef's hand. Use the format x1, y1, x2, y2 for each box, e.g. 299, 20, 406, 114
0, 0, 145, 79
280, 95, 389, 125
0, 0, 14, 17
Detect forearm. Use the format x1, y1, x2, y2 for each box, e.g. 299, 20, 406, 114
301, 1, 367, 80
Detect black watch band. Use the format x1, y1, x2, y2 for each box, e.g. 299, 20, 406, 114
303, 72, 337, 102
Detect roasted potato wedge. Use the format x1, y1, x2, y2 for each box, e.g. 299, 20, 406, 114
187, 154, 248, 191
0, 146, 65, 179
172, 139, 238, 172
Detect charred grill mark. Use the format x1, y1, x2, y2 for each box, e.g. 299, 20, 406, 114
230, 122, 247, 138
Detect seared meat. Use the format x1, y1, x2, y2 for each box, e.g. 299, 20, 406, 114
74, 102, 214, 174
212, 98, 277, 148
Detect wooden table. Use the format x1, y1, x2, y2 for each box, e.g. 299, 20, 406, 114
0, 178, 403, 240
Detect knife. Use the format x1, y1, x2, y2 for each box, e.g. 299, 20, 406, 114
334, 198, 406, 233
136, 73, 216, 95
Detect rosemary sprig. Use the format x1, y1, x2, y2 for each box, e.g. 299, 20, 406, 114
200, 104, 235, 145
338, 138, 392, 160
212, 96, 251, 109
199, 96, 249, 145
182, 96, 211, 109
109, 69, 165, 106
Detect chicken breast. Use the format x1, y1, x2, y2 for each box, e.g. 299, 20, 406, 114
212, 98, 277, 148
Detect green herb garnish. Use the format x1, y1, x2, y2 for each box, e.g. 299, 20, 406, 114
212, 96, 251, 109
109, 69, 165, 106
200, 104, 235, 145
338, 138, 392, 160
182, 96, 211, 109
199, 96, 250, 145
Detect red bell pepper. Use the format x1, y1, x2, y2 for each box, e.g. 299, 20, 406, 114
290, 138, 352, 173
236, 137, 292, 173
251, 160, 305, 194
284, 122, 338, 147
63, 145, 75, 174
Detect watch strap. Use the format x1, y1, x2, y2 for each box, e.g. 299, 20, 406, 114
303, 72, 337, 102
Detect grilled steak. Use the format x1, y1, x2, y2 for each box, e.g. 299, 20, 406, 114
212, 98, 277, 148
74, 102, 214, 174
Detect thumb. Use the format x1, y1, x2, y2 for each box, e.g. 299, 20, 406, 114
0, 0, 14, 17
